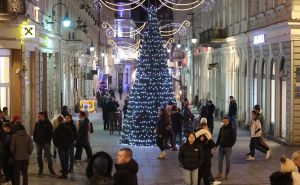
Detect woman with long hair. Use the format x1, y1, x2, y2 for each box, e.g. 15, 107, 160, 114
154, 108, 170, 159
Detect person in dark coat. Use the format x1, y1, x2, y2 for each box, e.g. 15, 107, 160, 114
113, 148, 138, 185
178, 131, 204, 185
123, 99, 129, 116
61, 106, 69, 118
228, 96, 237, 130
11, 116, 25, 134
65, 114, 77, 173
206, 100, 215, 134
75, 111, 92, 161
53, 116, 74, 178
11, 127, 33, 185
33, 112, 55, 176
215, 117, 236, 180
2, 123, 14, 183
86, 152, 114, 185
182, 100, 194, 134
196, 121, 217, 185
106, 97, 119, 131
102, 98, 109, 130
154, 108, 170, 159
170, 105, 188, 150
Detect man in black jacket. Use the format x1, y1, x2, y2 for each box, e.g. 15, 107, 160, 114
33, 112, 55, 176
215, 117, 236, 180
228, 96, 237, 130
53, 116, 74, 178
65, 114, 77, 173
75, 111, 92, 161
113, 148, 138, 185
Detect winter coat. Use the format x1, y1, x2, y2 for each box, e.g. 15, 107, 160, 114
3, 131, 13, 161
216, 123, 236, 148
250, 119, 262, 138
229, 99, 237, 116
198, 134, 215, 160
86, 176, 114, 185
11, 122, 25, 134
207, 104, 215, 119
53, 123, 74, 151
178, 141, 204, 171
155, 118, 169, 136
113, 159, 139, 185
171, 111, 188, 131
33, 120, 53, 145
270, 171, 293, 185
77, 118, 90, 144
66, 120, 78, 142
182, 106, 194, 121
10, 130, 33, 160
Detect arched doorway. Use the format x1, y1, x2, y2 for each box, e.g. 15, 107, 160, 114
279, 57, 286, 138
270, 59, 276, 134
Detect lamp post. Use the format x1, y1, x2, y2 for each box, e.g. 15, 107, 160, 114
47, 3, 73, 28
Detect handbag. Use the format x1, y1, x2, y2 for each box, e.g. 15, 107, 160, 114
90, 123, 94, 134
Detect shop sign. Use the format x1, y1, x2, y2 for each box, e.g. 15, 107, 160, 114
80, 100, 95, 112
21, 25, 35, 39
253, 34, 265, 45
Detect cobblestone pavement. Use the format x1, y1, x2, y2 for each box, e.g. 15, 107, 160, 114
12, 113, 298, 185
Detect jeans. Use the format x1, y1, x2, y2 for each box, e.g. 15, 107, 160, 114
218, 147, 232, 174
172, 129, 183, 148
250, 137, 268, 157
198, 158, 212, 185
3, 158, 13, 182
75, 141, 92, 160
156, 135, 165, 152
229, 115, 236, 130
69, 143, 75, 171
58, 149, 70, 176
13, 160, 29, 185
36, 143, 53, 172
182, 168, 198, 185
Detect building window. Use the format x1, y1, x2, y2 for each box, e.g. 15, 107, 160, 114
0, 54, 11, 115
33, 6, 40, 23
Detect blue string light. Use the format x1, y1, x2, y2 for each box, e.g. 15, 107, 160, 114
120, 5, 175, 146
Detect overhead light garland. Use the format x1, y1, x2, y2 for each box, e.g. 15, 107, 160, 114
102, 22, 147, 38
96, 0, 214, 12
162, 38, 174, 49
160, 20, 190, 36
158, 0, 205, 11
98, 0, 146, 11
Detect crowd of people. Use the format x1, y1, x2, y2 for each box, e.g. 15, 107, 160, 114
0, 92, 298, 185
152, 95, 277, 185
0, 106, 138, 185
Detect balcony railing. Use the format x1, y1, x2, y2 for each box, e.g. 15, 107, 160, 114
199, 28, 228, 45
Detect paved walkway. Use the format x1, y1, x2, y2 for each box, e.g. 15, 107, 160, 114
15, 113, 299, 185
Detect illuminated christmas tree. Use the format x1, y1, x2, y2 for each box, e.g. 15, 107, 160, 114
120, 5, 175, 146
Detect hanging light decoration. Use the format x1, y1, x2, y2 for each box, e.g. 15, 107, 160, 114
102, 22, 147, 38
98, 0, 146, 11
160, 20, 190, 37
158, 0, 205, 11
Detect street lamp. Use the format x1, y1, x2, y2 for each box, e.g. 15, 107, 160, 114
191, 33, 198, 44
47, 3, 73, 28
89, 42, 95, 52
176, 41, 182, 49
62, 13, 72, 28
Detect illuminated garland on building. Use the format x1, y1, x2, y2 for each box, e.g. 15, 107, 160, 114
120, 5, 175, 146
